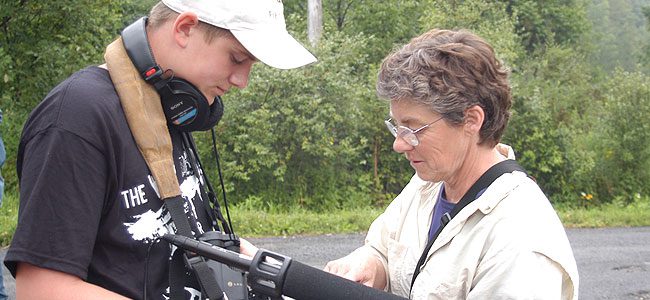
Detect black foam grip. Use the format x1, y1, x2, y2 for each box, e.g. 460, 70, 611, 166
282, 260, 407, 300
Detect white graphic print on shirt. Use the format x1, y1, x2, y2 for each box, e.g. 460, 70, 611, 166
120, 149, 211, 298
122, 150, 207, 243
124, 206, 173, 243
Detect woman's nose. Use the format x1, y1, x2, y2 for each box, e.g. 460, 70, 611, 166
393, 136, 414, 153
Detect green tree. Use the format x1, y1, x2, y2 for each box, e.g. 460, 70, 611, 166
2, 0, 647, 213
0, 0, 154, 194
505, 40, 606, 204
590, 70, 650, 203
504, 0, 590, 53
282, 2, 428, 200
641, 5, 650, 71
198, 30, 381, 210
285, 0, 424, 64
587, 0, 650, 72
419, 0, 522, 67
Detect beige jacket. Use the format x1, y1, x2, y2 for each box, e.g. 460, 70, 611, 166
364, 171, 579, 299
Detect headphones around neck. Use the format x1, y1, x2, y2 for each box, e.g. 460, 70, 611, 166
121, 17, 223, 132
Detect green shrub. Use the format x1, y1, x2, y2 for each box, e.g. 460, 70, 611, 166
590, 70, 650, 203
506, 45, 596, 203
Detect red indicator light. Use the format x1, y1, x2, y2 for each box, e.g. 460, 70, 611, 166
145, 68, 156, 77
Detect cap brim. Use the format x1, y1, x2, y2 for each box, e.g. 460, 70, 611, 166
232, 29, 317, 70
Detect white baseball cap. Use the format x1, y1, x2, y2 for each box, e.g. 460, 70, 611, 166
161, 0, 317, 69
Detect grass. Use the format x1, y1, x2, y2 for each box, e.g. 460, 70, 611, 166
2, 191, 649, 246
228, 206, 385, 237
0, 192, 18, 247
557, 196, 650, 228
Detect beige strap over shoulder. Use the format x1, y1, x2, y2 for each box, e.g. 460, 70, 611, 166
104, 37, 180, 199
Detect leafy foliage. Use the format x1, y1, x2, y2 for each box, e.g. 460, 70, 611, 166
641, 5, 650, 71
587, 0, 650, 72
285, 0, 424, 62
505, 45, 596, 202
419, 0, 522, 68
590, 70, 650, 202
197, 30, 382, 211
504, 0, 590, 53
1, 0, 649, 216
0, 0, 154, 192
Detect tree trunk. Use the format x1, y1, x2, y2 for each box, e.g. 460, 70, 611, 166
308, 0, 323, 47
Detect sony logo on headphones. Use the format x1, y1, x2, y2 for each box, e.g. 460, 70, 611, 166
170, 102, 183, 110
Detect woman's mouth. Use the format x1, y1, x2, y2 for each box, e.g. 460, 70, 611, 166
410, 160, 423, 167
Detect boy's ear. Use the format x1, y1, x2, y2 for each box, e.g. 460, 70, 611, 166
172, 12, 200, 47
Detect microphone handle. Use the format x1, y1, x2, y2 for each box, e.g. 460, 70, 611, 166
162, 233, 252, 271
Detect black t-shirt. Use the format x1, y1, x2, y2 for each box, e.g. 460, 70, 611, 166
5, 66, 215, 299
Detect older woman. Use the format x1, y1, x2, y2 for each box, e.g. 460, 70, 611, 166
324, 29, 579, 299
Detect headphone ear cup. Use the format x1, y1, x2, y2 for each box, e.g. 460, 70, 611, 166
160, 78, 210, 132
209, 96, 224, 127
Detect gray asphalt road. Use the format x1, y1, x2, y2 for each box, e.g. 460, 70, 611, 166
2, 227, 649, 299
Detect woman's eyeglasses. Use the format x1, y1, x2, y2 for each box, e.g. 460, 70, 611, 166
384, 117, 444, 146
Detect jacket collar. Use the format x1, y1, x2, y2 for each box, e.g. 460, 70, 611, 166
426, 171, 529, 256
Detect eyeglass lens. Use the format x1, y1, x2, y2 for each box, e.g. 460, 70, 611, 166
384, 119, 420, 146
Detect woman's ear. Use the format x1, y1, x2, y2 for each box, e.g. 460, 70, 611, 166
464, 105, 485, 135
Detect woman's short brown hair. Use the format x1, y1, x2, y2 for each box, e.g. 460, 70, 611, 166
148, 1, 232, 44
376, 29, 511, 147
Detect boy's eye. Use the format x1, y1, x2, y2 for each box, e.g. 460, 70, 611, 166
231, 54, 245, 64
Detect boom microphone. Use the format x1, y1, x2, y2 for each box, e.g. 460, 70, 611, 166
282, 260, 406, 300
162, 234, 407, 300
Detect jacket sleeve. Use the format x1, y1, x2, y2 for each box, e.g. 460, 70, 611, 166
469, 215, 577, 300
469, 248, 569, 299
364, 174, 436, 295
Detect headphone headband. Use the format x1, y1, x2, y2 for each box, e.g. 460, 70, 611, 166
121, 17, 164, 83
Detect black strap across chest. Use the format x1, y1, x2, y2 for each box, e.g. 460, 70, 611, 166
167, 132, 225, 300
409, 159, 527, 290
167, 197, 227, 300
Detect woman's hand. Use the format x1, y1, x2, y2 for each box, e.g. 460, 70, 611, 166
323, 247, 387, 289
238, 237, 259, 258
